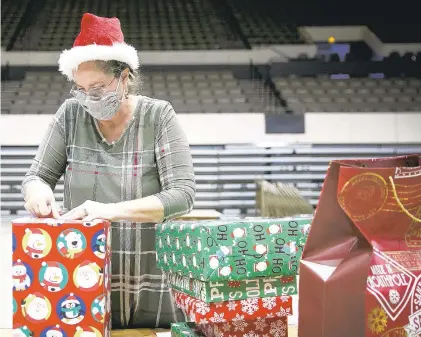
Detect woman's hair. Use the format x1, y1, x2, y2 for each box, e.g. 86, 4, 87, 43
94, 60, 142, 94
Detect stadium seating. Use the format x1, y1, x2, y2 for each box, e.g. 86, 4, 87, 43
11, 0, 243, 51
226, 0, 306, 46
1, 69, 283, 114
274, 75, 421, 113
1, 0, 29, 49
2, 144, 420, 216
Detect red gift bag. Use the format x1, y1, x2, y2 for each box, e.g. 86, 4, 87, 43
12, 218, 112, 337
298, 155, 421, 337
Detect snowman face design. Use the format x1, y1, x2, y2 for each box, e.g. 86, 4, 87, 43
26, 296, 49, 321
45, 266, 63, 285
28, 233, 46, 252
232, 228, 245, 238
255, 261, 268, 272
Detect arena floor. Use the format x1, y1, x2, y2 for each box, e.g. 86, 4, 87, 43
0, 215, 299, 335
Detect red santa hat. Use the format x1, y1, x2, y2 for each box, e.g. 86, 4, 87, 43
41, 261, 60, 269
14, 259, 25, 268
48, 325, 62, 333
62, 293, 78, 305
25, 228, 43, 235
58, 13, 139, 81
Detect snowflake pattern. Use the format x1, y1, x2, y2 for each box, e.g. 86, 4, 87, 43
254, 317, 268, 331
244, 333, 259, 337
276, 307, 292, 317
270, 319, 287, 337
196, 301, 210, 315
241, 298, 259, 315
232, 314, 248, 332
222, 322, 232, 332
389, 289, 400, 305
262, 297, 277, 310
210, 312, 226, 323
226, 301, 237, 311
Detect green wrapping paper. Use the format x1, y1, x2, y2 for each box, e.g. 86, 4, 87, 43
156, 216, 312, 281
171, 322, 202, 337
166, 272, 297, 302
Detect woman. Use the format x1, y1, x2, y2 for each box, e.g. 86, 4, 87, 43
22, 13, 195, 328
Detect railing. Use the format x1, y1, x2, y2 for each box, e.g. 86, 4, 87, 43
1, 144, 420, 215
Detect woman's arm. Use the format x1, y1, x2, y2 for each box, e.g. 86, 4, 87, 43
60, 102, 196, 223
113, 102, 196, 223
22, 102, 68, 217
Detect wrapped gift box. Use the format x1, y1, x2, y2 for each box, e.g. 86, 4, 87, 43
156, 216, 312, 281
171, 322, 204, 337
166, 272, 297, 302
12, 218, 112, 337
198, 316, 288, 337
172, 290, 292, 324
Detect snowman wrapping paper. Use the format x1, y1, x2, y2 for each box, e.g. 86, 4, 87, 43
156, 216, 312, 281
12, 218, 112, 337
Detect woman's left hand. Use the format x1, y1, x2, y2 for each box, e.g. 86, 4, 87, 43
59, 200, 119, 222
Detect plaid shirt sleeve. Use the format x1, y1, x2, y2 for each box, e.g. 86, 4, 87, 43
153, 102, 196, 221
22, 102, 67, 194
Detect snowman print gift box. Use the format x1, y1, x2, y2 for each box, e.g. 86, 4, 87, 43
12, 218, 111, 337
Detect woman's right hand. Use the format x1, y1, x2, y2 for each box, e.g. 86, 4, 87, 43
23, 181, 60, 218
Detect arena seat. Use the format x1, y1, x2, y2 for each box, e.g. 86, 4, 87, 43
2, 69, 283, 114
2, 144, 420, 216
11, 0, 244, 51
1, 0, 29, 48
274, 75, 421, 113
226, 0, 306, 46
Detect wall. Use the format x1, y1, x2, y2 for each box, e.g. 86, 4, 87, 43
2, 113, 420, 146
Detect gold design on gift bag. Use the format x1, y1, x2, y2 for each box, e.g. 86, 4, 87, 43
339, 173, 388, 221
389, 177, 421, 223
405, 208, 421, 247
381, 327, 407, 337
368, 306, 389, 334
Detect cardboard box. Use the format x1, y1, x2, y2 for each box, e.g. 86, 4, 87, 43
12, 218, 111, 337
166, 273, 297, 302
156, 217, 312, 281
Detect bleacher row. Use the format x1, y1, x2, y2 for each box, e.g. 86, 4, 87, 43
3, 69, 421, 115
2, 144, 420, 216
3, 0, 421, 52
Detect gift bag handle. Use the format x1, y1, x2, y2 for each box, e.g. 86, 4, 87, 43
389, 176, 421, 222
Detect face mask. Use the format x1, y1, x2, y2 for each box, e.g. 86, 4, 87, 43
72, 77, 123, 121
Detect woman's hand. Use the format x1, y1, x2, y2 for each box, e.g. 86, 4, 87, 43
59, 200, 119, 222
24, 181, 61, 219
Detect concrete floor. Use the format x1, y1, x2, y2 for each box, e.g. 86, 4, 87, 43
0, 215, 299, 335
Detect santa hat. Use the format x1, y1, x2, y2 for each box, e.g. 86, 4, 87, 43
42, 261, 60, 269
14, 259, 25, 268
25, 228, 43, 235
62, 293, 78, 305
58, 13, 139, 81
48, 325, 62, 333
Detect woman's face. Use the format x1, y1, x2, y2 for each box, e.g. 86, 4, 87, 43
72, 61, 121, 97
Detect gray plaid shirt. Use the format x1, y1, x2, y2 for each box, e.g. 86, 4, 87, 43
22, 96, 196, 328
